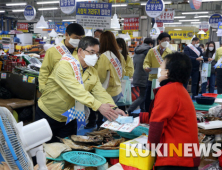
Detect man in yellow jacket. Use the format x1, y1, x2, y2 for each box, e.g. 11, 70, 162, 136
143, 32, 172, 111
36, 37, 126, 143
39, 23, 85, 93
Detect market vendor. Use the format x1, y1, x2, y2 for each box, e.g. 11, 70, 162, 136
39, 23, 85, 93
36, 37, 126, 143
147, 52, 199, 170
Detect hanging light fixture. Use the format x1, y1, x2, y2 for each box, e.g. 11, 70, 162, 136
36, 0, 48, 28
49, 29, 58, 37
85, 30, 93, 36
111, 0, 120, 29
197, 30, 206, 34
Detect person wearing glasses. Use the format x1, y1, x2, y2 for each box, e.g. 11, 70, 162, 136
36, 37, 126, 142
143, 32, 172, 112
39, 23, 85, 93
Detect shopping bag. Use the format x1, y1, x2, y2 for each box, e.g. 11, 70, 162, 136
131, 86, 140, 102
202, 63, 211, 77
151, 79, 160, 100
116, 76, 132, 106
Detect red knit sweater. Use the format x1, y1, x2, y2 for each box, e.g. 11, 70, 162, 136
144, 82, 200, 167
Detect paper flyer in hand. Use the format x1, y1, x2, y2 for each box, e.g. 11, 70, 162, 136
101, 117, 140, 132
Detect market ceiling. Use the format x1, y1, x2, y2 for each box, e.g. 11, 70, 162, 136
0, 0, 222, 26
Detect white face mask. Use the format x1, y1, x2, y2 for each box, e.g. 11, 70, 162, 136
157, 68, 167, 79
69, 38, 80, 48
209, 47, 214, 51
201, 49, 204, 52
195, 43, 199, 47
161, 41, 169, 48
82, 53, 98, 67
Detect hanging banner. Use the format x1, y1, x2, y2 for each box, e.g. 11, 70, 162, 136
209, 14, 222, 29
145, 0, 165, 18
60, 0, 76, 14
169, 30, 209, 40
157, 22, 164, 33
55, 22, 70, 34
24, 5, 36, 21
199, 21, 209, 32
124, 18, 139, 30
76, 2, 112, 29
43, 22, 56, 32
189, 0, 202, 10
17, 23, 34, 33
156, 8, 174, 23
217, 22, 222, 37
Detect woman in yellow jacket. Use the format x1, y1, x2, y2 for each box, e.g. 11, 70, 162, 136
116, 38, 134, 78
95, 31, 126, 103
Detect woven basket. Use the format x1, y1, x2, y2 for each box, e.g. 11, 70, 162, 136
198, 128, 222, 135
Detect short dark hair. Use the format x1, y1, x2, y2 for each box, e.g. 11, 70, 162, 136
66, 23, 85, 36
164, 52, 192, 84
144, 38, 153, 45
94, 29, 103, 34
199, 44, 204, 48
78, 36, 99, 50
157, 32, 171, 41
192, 37, 199, 42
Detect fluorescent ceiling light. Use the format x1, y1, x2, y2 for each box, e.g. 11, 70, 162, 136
195, 15, 209, 18
174, 16, 186, 19
202, 0, 222, 1
191, 22, 201, 24
37, 1, 59, 4
141, 1, 171, 5
112, 4, 127, 7
182, 12, 209, 15
38, 7, 58, 11
6, 3, 27, 6
164, 22, 182, 24
114, 29, 121, 30
174, 29, 182, 30
12, 9, 24, 12
179, 19, 199, 22
48, 20, 52, 22
0, 10, 5, 13
140, 16, 147, 19
62, 19, 76, 21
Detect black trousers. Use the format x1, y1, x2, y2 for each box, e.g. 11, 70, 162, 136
145, 80, 152, 112
128, 86, 146, 113
35, 105, 77, 143
156, 166, 198, 170
185, 70, 199, 98
87, 109, 104, 128
217, 68, 222, 94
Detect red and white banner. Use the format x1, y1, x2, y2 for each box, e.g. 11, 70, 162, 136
199, 21, 209, 32
157, 22, 164, 33
17, 23, 28, 32
124, 18, 139, 30
156, 8, 175, 23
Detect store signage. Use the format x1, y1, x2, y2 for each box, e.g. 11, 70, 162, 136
55, 22, 70, 34
24, 5, 36, 21
209, 14, 222, 29
76, 2, 112, 29
169, 30, 209, 40
124, 18, 139, 30
189, 0, 202, 10
157, 22, 164, 33
156, 8, 175, 23
217, 22, 222, 37
43, 22, 56, 32
17, 23, 34, 33
199, 21, 209, 32
60, 0, 76, 14
145, 0, 165, 18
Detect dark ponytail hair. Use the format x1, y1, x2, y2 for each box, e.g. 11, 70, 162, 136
116, 38, 128, 61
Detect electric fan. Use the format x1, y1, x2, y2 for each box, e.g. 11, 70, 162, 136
0, 107, 52, 170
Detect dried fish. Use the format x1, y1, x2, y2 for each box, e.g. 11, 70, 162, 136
70, 135, 103, 143
92, 138, 125, 150
58, 137, 93, 151
43, 143, 71, 159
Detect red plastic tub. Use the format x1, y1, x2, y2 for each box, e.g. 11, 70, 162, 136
110, 158, 119, 165
202, 93, 218, 98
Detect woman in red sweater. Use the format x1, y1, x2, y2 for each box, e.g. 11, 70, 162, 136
144, 52, 199, 170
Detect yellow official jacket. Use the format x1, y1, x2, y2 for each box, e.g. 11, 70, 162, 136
125, 55, 134, 78
215, 47, 222, 61
95, 52, 126, 97
39, 40, 77, 93
143, 46, 172, 81
38, 55, 116, 122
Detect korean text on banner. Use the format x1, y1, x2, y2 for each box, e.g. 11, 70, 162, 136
217, 22, 222, 37
145, 0, 165, 18
189, 0, 202, 10
209, 14, 222, 29
156, 8, 175, 23
24, 5, 36, 21
199, 21, 209, 32
60, 0, 76, 14
124, 18, 139, 30
76, 2, 112, 29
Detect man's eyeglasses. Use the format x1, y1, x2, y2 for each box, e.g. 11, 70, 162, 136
84, 50, 100, 57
